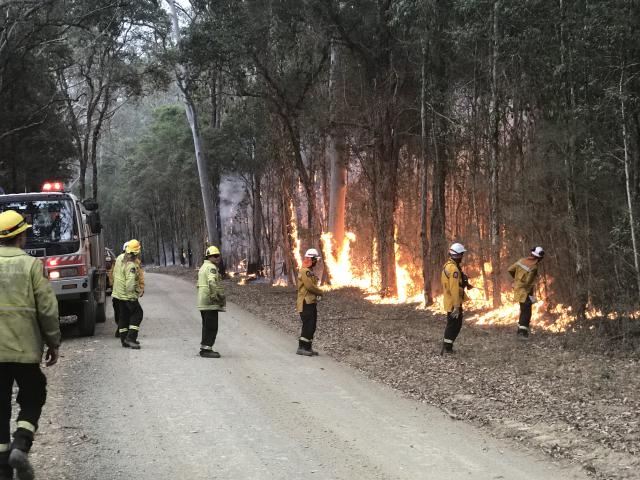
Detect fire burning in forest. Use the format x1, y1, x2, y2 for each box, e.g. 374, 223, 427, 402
319, 232, 586, 333
252, 208, 628, 334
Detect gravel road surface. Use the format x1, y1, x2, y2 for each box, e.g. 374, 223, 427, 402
31, 273, 587, 479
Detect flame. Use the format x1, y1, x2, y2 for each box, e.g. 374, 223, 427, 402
321, 232, 373, 291
289, 201, 303, 270
284, 226, 637, 333
272, 278, 288, 287
321, 231, 423, 304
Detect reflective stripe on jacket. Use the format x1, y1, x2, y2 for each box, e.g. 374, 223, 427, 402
508, 257, 539, 303
0, 246, 60, 363
296, 266, 323, 313
197, 260, 225, 310
440, 258, 467, 313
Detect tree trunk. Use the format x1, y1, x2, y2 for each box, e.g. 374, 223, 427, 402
419, 42, 433, 306
620, 66, 640, 300
488, 0, 502, 307
327, 37, 348, 256
168, 0, 219, 246
427, 2, 450, 297
90, 87, 110, 200
248, 171, 264, 276
559, 0, 587, 316
373, 109, 398, 298
281, 183, 297, 285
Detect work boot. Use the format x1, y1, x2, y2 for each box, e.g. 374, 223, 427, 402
199, 350, 221, 358
308, 342, 319, 356
297, 339, 314, 357
9, 449, 33, 480
9, 429, 34, 480
0, 451, 12, 480
440, 341, 454, 355
122, 338, 140, 349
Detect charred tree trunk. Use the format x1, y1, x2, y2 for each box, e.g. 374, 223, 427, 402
420, 42, 433, 306
248, 171, 264, 276
559, 0, 587, 316
373, 108, 399, 298
427, 1, 450, 297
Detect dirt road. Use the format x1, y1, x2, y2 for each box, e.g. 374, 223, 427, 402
31, 273, 587, 479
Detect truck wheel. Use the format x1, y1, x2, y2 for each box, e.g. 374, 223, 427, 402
77, 297, 96, 336
96, 302, 106, 323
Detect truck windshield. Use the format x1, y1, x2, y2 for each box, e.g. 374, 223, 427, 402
0, 199, 80, 255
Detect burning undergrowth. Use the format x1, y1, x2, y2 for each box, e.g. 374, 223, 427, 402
318, 231, 598, 334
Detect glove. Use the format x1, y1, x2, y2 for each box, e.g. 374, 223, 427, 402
451, 306, 461, 318
529, 295, 538, 304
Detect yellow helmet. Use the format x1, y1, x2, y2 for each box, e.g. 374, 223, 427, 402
126, 239, 141, 254
0, 210, 31, 239
205, 245, 220, 257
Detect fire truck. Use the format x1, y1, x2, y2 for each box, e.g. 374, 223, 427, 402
0, 182, 107, 336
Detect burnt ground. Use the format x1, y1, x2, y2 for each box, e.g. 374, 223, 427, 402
155, 266, 639, 480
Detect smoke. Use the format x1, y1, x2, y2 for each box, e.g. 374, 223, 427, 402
219, 174, 248, 259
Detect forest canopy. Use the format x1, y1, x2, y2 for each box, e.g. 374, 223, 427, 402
2, 0, 640, 321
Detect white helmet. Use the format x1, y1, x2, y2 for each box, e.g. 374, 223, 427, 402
531, 246, 545, 258
449, 242, 467, 255
304, 248, 320, 258
122, 241, 129, 252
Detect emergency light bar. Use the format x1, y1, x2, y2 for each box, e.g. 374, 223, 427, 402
42, 181, 64, 192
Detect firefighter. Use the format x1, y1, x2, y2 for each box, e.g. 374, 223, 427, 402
441, 243, 470, 354
508, 246, 545, 338
0, 210, 60, 480
197, 246, 225, 358
296, 248, 324, 356
109, 242, 128, 338
117, 240, 144, 349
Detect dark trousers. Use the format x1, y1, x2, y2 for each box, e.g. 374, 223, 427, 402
112, 297, 121, 326
200, 310, 219, 349
299, 301, 318, 349
518, 296, 533, 335
0, 363, 47, 453
443, 308, 464, 345
119, 300, 143, 341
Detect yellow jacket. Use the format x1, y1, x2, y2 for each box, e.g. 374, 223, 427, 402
508, 257, 539, 303
0, 247, 60, 363
114, 256, 142, 301
111, 253, 126, 300
197, 260, 225, 311
441, 258, 467, 313
296, 266, 323, 312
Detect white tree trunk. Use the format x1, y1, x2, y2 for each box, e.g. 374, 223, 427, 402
620, 67, 640, 300
167, 0, 219, 246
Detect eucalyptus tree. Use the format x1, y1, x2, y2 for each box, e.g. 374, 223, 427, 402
57, 0, 168, 199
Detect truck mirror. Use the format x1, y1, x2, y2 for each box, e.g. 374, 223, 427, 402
83, 199, 99, 211
88, 212, 102, 234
